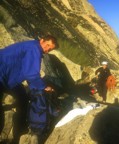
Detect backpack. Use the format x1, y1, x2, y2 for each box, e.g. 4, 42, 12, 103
28, 90, 60, 135
106, 75, 116, 90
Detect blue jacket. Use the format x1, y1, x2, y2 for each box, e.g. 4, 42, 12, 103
0, 40, 46, 90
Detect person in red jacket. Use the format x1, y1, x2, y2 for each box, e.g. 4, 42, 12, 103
95, 61, 111, 102
0, 35, 58, 142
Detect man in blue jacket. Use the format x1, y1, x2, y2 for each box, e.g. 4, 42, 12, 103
0, 35, 58, 142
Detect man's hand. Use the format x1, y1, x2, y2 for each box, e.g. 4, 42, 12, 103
44, 86, 54, 92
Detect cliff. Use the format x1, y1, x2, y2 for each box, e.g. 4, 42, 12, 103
0, 0, 119, 68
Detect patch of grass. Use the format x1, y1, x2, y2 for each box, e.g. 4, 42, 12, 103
58, 39, 91, 66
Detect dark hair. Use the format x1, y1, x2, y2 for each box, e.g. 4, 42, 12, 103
41, 35, 59, 48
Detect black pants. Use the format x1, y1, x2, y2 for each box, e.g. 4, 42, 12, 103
0, 83, 29, 143
97, 81, 107, 101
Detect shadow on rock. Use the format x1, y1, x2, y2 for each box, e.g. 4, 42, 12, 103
0, 84, 29, 144
89, 102, 119, 144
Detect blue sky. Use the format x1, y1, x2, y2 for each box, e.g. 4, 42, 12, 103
88, 0, 119, 37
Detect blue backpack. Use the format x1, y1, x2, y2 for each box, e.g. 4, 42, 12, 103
28, 89, 59, 135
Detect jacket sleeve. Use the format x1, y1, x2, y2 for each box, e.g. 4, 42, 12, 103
22, 47, 46, 90
27, 75, 46, 90
95, 67, 101, 75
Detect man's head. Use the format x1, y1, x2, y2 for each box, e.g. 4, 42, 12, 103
39, 35, 58, 53
102, 61, 108, 69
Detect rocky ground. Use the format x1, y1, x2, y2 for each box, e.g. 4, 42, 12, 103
2, 89, 119, 144
45, 103, 119, 144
